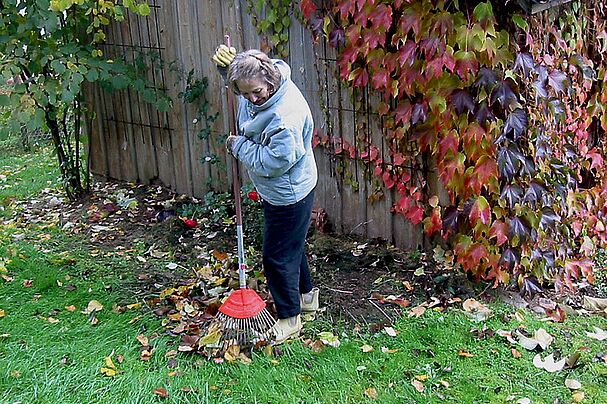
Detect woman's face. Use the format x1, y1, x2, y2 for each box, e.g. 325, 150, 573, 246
236, 76, 272, 106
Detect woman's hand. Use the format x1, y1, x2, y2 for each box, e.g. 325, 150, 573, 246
226, 135, 238, 154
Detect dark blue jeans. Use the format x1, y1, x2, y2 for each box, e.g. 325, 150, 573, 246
262, 190, 315, 319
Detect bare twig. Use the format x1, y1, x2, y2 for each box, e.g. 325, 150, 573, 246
368, 299, 393, 323
326, 287, 353, 294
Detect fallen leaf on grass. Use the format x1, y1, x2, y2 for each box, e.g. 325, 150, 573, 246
82, 300, 104, 314
364, 387, 378, 398
533, 353, 566, 372
65, 305, 76, 312
586, 326, 607, 341
565, 379, 582, 390
0, 309, 5, 318
381, 347, 399, 354
153, 388, 169, 398
199, 330, 221, 347
47, 317, 60, 324
462, 298, 492, 322
23, 279, 33, 288
100, 353, 119, 377
361, 344, 374, 353
572, 391, 585, 402
458, 350, 474, 358
411, 379, 425, 392
511, 348, 522, 358
136, 334, 149, 346
384, 327, 398, 337
318, 331, 340, 348
408, 305, 426, 318
515, 328, 553, 350
582, 296, 607, 312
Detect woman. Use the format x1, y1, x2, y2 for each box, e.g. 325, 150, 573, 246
223, 49, 319, 343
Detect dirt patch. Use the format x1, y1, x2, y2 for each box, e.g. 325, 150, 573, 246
17, 178, 606, 330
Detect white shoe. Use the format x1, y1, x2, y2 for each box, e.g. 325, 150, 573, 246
300, 287, 319, 313
271, 315, 302, 344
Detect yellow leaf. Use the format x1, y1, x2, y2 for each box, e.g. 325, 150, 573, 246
104, 355, 117, 370
415, 374, 430, 381
199, 330, 221, 347
361, 344, 374, 353
83, 300, 103, 314
0, 309, 5, 318
100, 367, 117, 377
458, 350, 474, 358
126, 303, 142, 310
364, 387, 378, 398
572, 391, 585, 402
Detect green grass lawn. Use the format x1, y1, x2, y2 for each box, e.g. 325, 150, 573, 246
1, 146, 607, 403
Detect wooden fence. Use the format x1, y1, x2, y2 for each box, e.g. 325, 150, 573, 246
87, 0, 427, 250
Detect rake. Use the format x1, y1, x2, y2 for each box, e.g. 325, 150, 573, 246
208, 35, 275, 348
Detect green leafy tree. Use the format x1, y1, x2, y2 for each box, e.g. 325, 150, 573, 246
0, 0, 170, 200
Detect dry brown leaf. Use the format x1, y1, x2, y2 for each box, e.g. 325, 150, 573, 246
361, 344, 374, 353
411, 379, 425, 393
408, 305, 426, 318
65, 305, 76, 312
511, 348, 522, 358
136, 334, 149, 346
381, 347, 399, 354
364, 387, 378, 398
153, 388, 169, 398
458, 350, 474, 358
582, 296, 607, 312
462, 298, 492, 322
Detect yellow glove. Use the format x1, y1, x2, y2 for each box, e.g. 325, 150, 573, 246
212, 44, 237, 68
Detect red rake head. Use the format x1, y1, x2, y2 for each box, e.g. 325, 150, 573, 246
218, 289, 268, 319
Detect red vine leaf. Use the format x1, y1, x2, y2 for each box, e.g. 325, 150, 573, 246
424, 207, 442, 236
405, 205, 425, 225
488, 220, 509, 246
432, 11, 454, 37
397, 40, 417, 67
438, 131, 459, 159
300, 0, 317, 20
472, 155, 498, 190
398, 9, 422, 40
348, 67, 369, 87
368, 4, 393, 30
454, 50, 479, 81
469, 196, 491, 225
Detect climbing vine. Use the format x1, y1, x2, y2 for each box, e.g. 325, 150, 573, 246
246, 0, 293, 58
300, 0, 607, 292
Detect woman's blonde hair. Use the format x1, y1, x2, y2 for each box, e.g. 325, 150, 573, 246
227, 49, 282, 95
